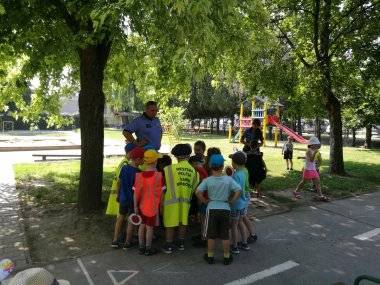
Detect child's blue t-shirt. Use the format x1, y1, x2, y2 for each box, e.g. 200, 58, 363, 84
119, 164, 140, 207
197, 175, 241, 211
231, 168, 249, 210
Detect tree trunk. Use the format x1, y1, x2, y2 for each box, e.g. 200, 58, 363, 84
325, 94, 344, 174
77, 43, 111, 212
210, 118, 214, 134
351, 128, 356, 147
297, 117, 302, 135
216, 117, 220, 135
315, 117, 321, 141
365, 124, 372, 149
319, 0, 344, 175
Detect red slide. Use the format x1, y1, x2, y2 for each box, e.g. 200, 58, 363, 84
272, 121, 308, 144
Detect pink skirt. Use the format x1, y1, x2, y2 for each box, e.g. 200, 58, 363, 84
303, 170, 319, 180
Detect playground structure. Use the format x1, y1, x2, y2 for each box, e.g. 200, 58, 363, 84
228, 96, 308, 146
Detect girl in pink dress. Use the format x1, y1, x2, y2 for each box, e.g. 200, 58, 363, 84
294, 137, 329, 201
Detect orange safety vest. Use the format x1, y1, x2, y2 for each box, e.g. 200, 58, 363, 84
133, 171, 164, 217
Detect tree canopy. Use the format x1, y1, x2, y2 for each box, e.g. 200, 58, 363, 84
1, 0, 379, 210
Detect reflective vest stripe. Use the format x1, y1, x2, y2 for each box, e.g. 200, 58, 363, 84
164, 197, 191, 206
164, 165, 178, 206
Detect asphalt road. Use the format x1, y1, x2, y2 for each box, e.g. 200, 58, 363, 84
29, 192, 380, 285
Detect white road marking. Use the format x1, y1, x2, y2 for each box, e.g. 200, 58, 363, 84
354, 228, 380, 241
107, 270, 139, 285
77, 258, 94, 285
152, 262, 186, 274
224, 260, 299, 285
152, 263, 171, 272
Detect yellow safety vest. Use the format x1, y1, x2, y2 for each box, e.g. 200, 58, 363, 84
163, 160, 199, 227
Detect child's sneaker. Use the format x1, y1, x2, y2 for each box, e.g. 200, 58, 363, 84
247, 234, 258, 244
176, 239, 185, 251
138, 246, 145, 255
223, 255, 233, 265
203, 253, 215, 264
144, 247, 158, 256
110, 241, 119, 248
240, 243, 250, 251
163, 243, 175, 254
230, 245, 240, 254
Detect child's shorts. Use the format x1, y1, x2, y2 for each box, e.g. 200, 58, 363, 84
230, 208, 246, 220
119, 204, 133, 216
283, 151, 293, 159
140, 212, 159, 227
205, 209, 230, 240
303, 170, 319, 180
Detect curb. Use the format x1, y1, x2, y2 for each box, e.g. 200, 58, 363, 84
0, 145, 81, 152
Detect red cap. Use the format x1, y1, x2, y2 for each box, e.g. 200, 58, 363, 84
128, 147, 145, 159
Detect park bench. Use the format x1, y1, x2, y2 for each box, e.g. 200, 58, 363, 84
32, 154, 81, 161
32, 153, 127, 162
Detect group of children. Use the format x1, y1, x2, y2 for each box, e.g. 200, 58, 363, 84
110, 140, 262, 265
109, 135, 329, 265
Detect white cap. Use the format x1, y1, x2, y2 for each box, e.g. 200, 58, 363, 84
308, 136, 320, 146
8, 268, 70, 285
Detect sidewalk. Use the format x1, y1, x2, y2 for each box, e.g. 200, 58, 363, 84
0, 160, 30, 268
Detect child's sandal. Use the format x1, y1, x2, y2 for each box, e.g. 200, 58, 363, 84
293, 191, 302, 199
318, 195, 330, 202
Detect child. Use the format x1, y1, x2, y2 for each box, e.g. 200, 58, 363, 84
189, 155, 209, 247
189, 155, 208, 218
111, 146, 145, 249
245, 141, 267, 198
193, 140, 206, 164
110, 143, 135, 195
229, 151, 250, 254
294, 137, 329, 201
205, 147, 222, 175
196, 154, 241, 265
157, 155, 172, 173
162, 144, 199, 253
133, 149, 165, 255
282, 137, 294, 170
309, 144, 322, 192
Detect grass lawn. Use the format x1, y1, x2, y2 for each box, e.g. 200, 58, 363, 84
14, 133, 380, 206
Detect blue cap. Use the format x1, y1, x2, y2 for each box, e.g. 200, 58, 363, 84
209, 154, 225, 168
125, 143, 136, 154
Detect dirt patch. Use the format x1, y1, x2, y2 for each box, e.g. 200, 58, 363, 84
18, 183, 290, 264
19, 200, 114, 263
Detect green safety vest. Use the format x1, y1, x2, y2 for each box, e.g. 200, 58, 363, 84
163, 160, 199, 227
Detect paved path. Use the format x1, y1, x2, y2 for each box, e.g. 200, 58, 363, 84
0, 160, 30, 268
12, 191, 378, 285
